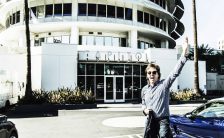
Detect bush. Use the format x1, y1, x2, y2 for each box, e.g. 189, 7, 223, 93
170, 89, 202, 101
19, 87, 95, 105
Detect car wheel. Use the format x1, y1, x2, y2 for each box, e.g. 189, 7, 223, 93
9, 132, 18, 138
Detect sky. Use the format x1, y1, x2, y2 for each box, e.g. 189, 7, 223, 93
176, 0, 224, 49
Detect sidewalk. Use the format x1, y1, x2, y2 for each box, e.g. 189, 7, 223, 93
58, 103, 202, 116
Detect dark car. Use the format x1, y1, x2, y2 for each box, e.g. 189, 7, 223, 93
0, 114, 18, 138
170, 97, 224, 138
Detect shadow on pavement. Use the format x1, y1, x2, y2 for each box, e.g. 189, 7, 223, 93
0, 104, 97, 118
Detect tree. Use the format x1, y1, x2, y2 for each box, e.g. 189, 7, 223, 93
189, 44, 215, 60
216, 50, 224, 56
24, 0, 32, 100
192, 0, 200, 95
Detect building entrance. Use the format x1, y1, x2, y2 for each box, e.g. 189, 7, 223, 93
104, 76, 124, 102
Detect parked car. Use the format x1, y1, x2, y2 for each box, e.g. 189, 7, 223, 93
170, 97, 224, 138
0, 114, 18, 138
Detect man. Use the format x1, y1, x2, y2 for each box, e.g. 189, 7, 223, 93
142, 37, 189, 138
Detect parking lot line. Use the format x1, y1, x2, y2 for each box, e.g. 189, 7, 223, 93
103, 133, 143, 138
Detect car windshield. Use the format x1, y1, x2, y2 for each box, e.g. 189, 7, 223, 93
195, 102, 224, 118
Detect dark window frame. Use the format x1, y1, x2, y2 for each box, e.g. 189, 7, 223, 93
78, 3, 87, 16
54, 4, 62, 16
63, 3, 72, 16
116, 6, 124, 19
88, 3, 97, 16
125, 8, 132, 20
45, 4, 53, 17
137, 10, 143, 23
107, 5, 115, 18
97, 4, 106, 17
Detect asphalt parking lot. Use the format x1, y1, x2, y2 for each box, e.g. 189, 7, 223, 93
7, 104, 200, 138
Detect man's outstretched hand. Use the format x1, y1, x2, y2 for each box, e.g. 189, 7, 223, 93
182, 37, 189, 57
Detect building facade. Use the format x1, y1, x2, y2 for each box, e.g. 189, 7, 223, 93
0, 0, 206, 103
218, 36, 224, 50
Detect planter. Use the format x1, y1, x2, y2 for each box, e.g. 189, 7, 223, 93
6, 103, 97, 118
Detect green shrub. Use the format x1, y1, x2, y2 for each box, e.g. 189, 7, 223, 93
19, 87, 95, 105
170, 89, 201, 101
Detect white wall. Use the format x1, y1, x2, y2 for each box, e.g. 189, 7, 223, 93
0, 47, 26, 95
31, 47, 42, 90
206, 73, 217, 90
40, 43, 77, 91
217, 75, 224, 90
146, 48, 179, 90
178, 60, 206, 90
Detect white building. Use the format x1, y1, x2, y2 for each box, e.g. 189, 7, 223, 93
218, 36, 224, 50
0, 0, 206, 103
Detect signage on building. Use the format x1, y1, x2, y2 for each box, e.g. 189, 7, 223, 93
78, 51, 150, 63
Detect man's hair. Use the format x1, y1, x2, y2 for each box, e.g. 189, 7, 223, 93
145, 63, 161, 79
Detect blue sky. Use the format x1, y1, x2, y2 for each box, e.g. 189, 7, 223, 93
176, 0, 224, 49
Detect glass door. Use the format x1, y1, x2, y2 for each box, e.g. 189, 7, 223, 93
105, 76, 124, 102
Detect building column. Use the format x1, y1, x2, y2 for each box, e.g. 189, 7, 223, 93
72, 1, 78, 20
129, 30, 137, 48
132, 4, 137, 22
70, 24, 79, 45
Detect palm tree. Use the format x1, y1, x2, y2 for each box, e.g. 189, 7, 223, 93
24, 0, 32, 100
216, 50, 224, 56
189, 44, 215, 60
192, 0, 200, 95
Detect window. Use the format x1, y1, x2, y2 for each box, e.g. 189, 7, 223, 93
105, 37, 112, 46
12, 13, 16, 24
6, 18, 10, 28
112, 37, 119, 46
34, 39, 39, 46
45, 4, 53, 17
160, 20, 163, 29
120, 38, 127, 47
82, 36, 87, 45
53, 36, 62, 43
156, 17, 160, 27
96, 64, 104, 75
140, 41, 144, 49
30, 7, 37, 18
88, 4, 96, 16
39, 38, 45, 46
163, 0, 166, 9
133, 65, 140, 75
62, 36, 70, 44
78, 76, 85, 90
47, 37, 54, 43
98, 4, 106, 17
9, 15, 12, 24
54, 4, 62, 16
78, 63, 86, 75
138, 40, 141, 49
16, 11, 20, 23
95, 36, 104, 45
86, 36, 94, 45
150, 14, 155, 26
116, 7, 124, 19
144, 12, 149, 24
107, 5, 115, 18
125, 65, 132, 75
125, 8, 132, 20
163, 21, 166, 31
86, 64, 95, 75
145, 43, 149, 49
63, 3, 72, 16
78, 3, 87, 16
37, 6, 45, 18
96, 76, 104, 99
137, 11, 143, 23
